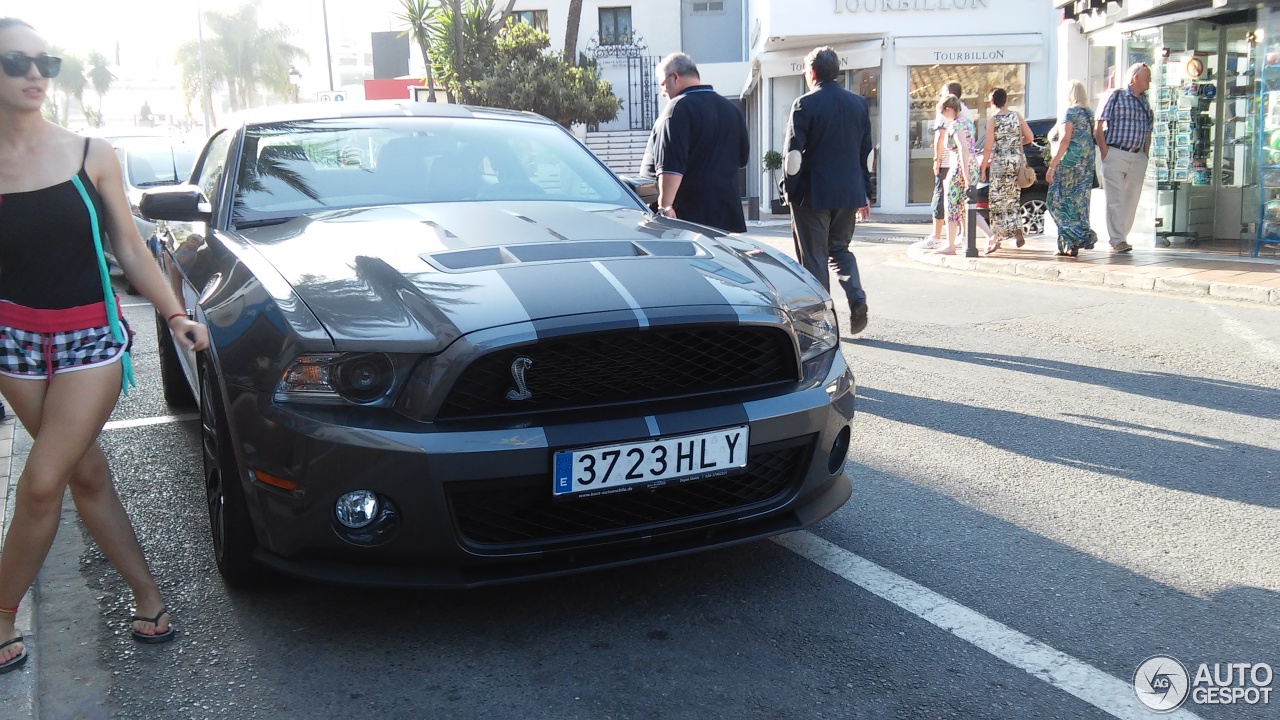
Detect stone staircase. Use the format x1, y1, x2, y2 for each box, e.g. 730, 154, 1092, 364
583, 129, 650, 176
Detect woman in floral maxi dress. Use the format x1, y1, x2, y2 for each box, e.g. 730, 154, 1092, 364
980, 88, 1034, 254
1046, 80, 1099, 257
936, 95, 978, 256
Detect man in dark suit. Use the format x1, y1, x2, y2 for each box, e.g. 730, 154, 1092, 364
639, 52, 749, 233
782, 46, 874, 335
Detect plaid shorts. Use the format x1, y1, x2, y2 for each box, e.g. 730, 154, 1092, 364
0, 323, 129, 379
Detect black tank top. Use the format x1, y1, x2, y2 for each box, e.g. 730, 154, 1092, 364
0, 138, 108, 310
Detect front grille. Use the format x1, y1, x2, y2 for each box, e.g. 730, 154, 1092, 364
447, 437, 813, 548
435, 326, 797, 420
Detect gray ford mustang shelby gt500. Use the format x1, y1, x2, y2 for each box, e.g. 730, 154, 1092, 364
140, 101, 856, 588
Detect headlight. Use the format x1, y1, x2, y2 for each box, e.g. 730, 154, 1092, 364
276, 353, 397, 405
788, 301, 839, 361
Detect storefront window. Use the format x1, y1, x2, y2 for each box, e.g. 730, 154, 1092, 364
769, 67, 882, 206
906, 64, 1027, 204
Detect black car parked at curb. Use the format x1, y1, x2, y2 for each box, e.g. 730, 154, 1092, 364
141, 101, 856, 589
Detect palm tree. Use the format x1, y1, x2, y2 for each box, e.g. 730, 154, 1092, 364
51, 50, 87, 126
176, 0, 307, 112
428, 0, 499, 104
396, 0, 438, 102
564, 0, 583, 66
86, 50, 116, 125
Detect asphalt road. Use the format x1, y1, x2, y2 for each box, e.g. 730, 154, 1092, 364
25, 242, 1280, 719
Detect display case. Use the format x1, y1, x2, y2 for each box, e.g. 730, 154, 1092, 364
1256, 7, 1280, 256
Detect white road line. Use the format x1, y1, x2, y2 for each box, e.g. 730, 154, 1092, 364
773, 532, 1203, 720
102, 414, 199, 431
119, 302, 154, 309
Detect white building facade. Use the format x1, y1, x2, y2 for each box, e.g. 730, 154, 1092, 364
742, 0, 1061, 215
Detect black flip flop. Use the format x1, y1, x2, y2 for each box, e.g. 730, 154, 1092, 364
0, 636, 28, 674
130, 609, 176, 644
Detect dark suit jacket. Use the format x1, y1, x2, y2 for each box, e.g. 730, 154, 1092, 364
782, 80, 873, 211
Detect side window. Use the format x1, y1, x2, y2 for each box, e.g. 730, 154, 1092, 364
194, 131, 234, 205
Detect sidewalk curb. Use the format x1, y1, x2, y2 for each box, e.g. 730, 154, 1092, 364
904, 247, 1280, 306
0, 415, 36, 719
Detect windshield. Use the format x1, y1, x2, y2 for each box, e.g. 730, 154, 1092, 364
123, 144, 198, 187
233, 116, 633, 224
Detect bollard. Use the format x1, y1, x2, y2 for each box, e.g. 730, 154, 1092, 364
747, 196, 760, 222
965, 197, 979, 258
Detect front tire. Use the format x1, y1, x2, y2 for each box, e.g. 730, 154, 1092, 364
155, 313, 195, 407
200, 365, 270, 587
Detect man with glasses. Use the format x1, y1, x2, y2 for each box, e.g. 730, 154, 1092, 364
638, 52, 748, 233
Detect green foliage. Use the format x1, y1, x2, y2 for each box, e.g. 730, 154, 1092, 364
86, 50, 115, 121
176, 0, 307, 112
762, 150, 783, 172
50, 49, 86, 126
396, 0, 438, 101
482, 19, 620, 126
428, 0, 499, 104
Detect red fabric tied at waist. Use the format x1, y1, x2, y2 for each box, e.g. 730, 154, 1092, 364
0, 298, 121, 333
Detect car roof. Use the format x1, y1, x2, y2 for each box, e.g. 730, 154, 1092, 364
216, 101, 556, 134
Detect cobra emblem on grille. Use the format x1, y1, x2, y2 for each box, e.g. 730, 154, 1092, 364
505, 356, 534, 401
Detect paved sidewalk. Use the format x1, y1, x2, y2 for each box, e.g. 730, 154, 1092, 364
904, 234, 1280, 305
0, 413, 36, 719
744, 214, 1280, 306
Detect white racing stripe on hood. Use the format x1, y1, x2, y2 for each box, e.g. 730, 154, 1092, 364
591, 261, 648, 328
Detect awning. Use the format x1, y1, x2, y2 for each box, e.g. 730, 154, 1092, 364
753, 39, 884, 80
1118, 0, 1267, 30
893, 34, 1045, 66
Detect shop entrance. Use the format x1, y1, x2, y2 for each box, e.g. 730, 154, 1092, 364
1127, 16, 1257, 248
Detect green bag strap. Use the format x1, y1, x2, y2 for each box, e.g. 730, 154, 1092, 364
70, 173, 136, 395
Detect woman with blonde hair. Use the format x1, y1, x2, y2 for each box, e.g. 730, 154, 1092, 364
1045, 80, 1100, 256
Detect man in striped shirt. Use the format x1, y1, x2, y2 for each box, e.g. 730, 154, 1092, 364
1095, 63, 1154, 253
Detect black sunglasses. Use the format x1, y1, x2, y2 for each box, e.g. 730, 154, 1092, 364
0, 51, 62, 79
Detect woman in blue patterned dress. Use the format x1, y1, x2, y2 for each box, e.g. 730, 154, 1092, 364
1046, 80, 1099, 257
935, 95, 978, 255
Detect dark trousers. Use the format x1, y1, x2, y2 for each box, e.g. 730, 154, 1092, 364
930, 168, 948, 220
791, 204, 866, 309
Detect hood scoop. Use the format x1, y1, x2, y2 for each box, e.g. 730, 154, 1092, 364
424, 239, 709, 272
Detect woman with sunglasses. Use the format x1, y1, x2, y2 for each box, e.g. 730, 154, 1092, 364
0, 18, 209, 674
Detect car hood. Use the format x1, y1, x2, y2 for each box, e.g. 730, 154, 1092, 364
242, 202, 819, 351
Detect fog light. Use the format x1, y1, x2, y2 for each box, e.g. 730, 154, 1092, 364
828, 425, 851, 475
335, 490, 379, 529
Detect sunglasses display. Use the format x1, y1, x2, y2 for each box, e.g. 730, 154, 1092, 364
0, 51, 62, 79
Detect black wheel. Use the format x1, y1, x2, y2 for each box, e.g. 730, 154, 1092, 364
200, 365, 270, 587
1020, 192, 1048, 235
155, 313, 196, 407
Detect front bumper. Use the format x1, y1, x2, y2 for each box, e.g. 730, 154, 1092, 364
225, 352, 856, 589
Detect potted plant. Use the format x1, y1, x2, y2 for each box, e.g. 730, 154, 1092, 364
762, 150, 788, 215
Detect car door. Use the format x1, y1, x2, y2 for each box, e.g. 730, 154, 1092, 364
158, 129, 237, 384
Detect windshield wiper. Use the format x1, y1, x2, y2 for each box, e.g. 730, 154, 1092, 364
135, 180, 181, 188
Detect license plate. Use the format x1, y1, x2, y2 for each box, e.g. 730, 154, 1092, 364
553, 425, 749, 498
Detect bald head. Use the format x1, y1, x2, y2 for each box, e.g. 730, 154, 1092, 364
1127, 63, 1151, 94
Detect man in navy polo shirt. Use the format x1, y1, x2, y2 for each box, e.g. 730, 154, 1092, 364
1096, 63, 1154, 253
639, 52, 749, 233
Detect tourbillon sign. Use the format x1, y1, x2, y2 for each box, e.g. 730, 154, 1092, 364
835, 0, 991, 11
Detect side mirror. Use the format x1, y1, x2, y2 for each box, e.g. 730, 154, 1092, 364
620, 175, 659, 209
140, 185, 212, 223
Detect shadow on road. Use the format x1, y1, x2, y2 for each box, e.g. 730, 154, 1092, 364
855, 386, 1278, 509
856, 338, 1280, 420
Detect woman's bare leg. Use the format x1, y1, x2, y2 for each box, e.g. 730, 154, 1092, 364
0, 362, 162, 663
68, 444, 169, 636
